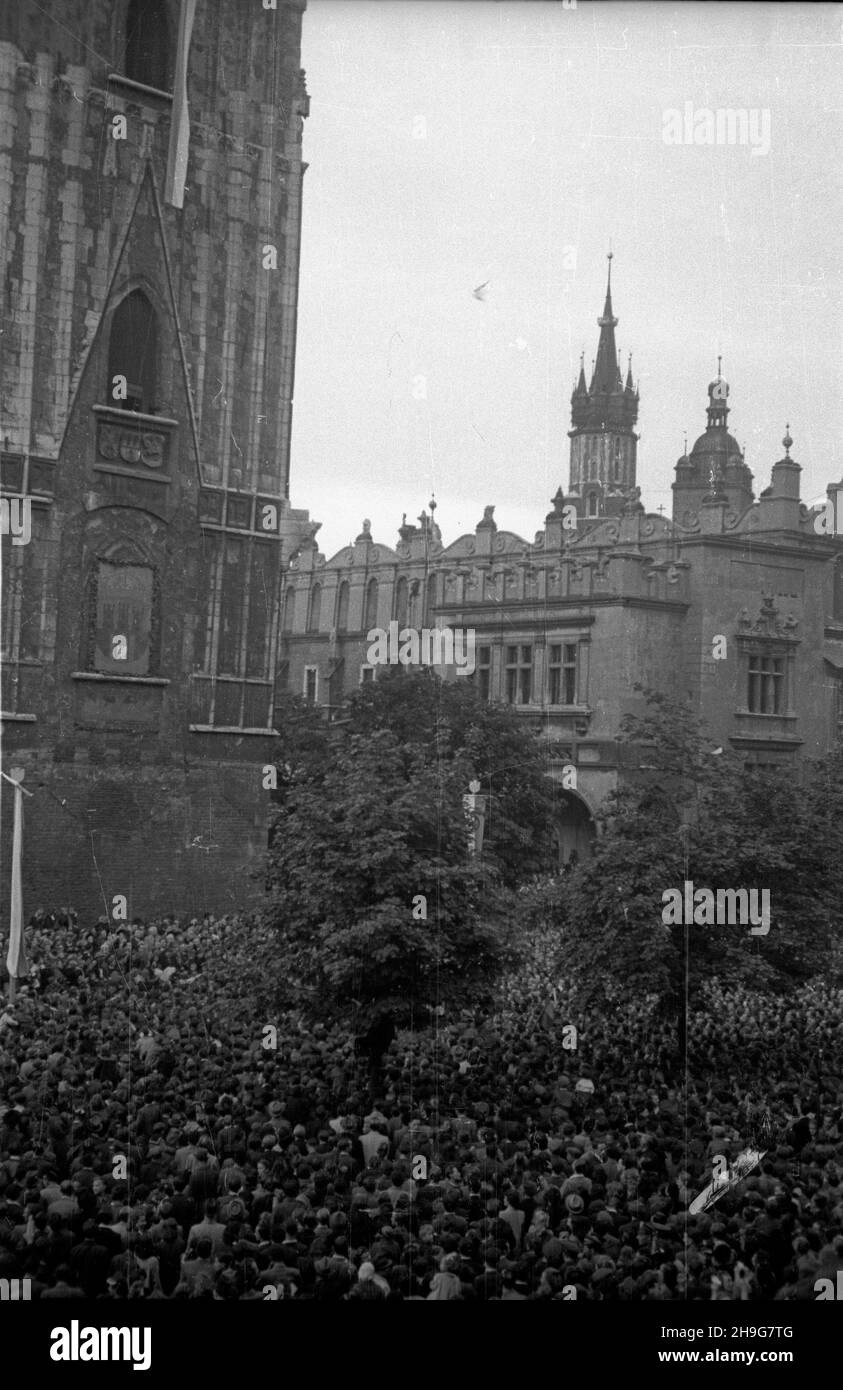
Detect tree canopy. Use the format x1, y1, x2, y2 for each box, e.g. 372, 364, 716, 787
554, 688, 843, 1016
262, 670, 558, 1024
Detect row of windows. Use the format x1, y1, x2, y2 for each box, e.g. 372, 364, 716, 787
474, 643, 579, 706
297, 645, 583, 709
284, 575, 438, 635
300, 649, 843, 732
577, 448, 624, 484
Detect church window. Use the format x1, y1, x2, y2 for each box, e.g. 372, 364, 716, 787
586, 492, 598, 517
92, 560, 155, 675
282, 586, 296, 632
394, 576, 409, 628
364, 578, 379, 631
307, 583, 322, 633
336, 581, 350, 632
107, 290, 158, 414
124, 0, 170, 91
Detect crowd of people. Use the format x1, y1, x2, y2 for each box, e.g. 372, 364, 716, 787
0, 911, 840, 1300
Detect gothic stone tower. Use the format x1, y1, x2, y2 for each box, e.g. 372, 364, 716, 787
0, 1, 312, 919
567, 254, 639, 522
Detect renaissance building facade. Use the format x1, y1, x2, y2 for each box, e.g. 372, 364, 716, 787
1, 1, 315, 918
280, 261, 843, 863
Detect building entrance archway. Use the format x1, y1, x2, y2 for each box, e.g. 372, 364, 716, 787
552, 790, 596, 866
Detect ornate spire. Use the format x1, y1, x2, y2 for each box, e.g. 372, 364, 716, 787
590, 253, 620, 395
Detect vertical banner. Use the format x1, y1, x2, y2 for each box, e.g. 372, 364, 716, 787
6, 769, 28, 990
164, 0, 197, 208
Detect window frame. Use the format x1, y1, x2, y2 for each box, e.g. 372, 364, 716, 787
547, 641, 579, 706
746, 652, 785, 715
84, 552, 160, 677
474, 644, 491, 701
505, 643, 532, 705
303, 665, 319, 705
107, 289, 159, 416
123, 0, 172, 93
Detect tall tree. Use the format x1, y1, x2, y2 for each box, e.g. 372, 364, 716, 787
263, 671, 556, 1025
554, 690, 842, 1028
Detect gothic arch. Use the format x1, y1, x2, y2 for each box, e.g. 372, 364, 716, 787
335, 580, 350, 631
107, 288, 159, 413
551, 788, 596, 866
307, 583, 322, 633
364, 577, 379, 631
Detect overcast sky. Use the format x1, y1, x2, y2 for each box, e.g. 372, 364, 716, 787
291, 0, 842, 559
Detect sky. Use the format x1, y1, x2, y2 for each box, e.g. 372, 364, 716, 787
290, 0, 842, 559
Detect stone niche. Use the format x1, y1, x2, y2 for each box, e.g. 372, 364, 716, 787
72, 674, 167, 731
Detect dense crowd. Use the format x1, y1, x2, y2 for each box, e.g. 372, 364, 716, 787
0, 912, 840, 1300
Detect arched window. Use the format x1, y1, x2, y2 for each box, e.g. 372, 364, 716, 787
282, 586, 296, 632
587, 492, 598, 517
394, 576, 409, 629
613, 440, 622, 481
125, 0, 170, 91
335, 580, 350, 632
107, 290, 158, 413
363, 578, 378, 632
307, 583, 322, 633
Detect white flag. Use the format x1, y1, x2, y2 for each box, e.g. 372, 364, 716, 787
6, 776, 28, 979
164, 0, 197, 209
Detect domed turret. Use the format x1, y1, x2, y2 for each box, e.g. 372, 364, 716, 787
672, 364, 755, 524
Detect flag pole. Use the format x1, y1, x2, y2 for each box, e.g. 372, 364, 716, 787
3, 767, 32, 1004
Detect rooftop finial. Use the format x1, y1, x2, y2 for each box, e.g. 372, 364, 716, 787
782, 424, 792, 458
717, 353, 722, 376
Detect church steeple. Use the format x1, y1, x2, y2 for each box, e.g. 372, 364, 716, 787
590, 252, 620, 395
567, 257, 639, 519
